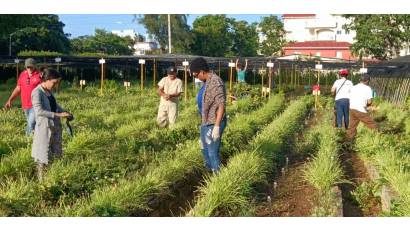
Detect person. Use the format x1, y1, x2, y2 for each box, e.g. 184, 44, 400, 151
346, 74, 377, 141
236, 59, 248, 83
156, 66, 183, 128
31, 68, 72, 181
190, 57, 227, 173
331, 69, 353, 129
4, 58, 41, 135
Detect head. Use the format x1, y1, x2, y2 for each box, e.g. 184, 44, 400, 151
338, 69, 349, 78
40, 68, 62, 91
360, 74, 371, 85
190, 57, 210, 82
25, 58, 36, 74
167, 66, 177, 80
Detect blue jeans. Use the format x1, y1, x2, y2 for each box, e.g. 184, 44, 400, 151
335, 98, 349, 128
24, 108, 36, 136
200, 117, 227, 172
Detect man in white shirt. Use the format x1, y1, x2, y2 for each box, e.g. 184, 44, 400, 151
347, 74, 377, 140
331, 69, 353, 129
157, 66, 184, 128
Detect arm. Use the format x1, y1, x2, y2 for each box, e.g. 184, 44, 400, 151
244, 59, 248, 71
235, 59, 239, 71
4, 86, 21, 108
214, 104, 225, 127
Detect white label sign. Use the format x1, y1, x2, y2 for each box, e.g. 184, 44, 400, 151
228, 62, 235, 67
14, 59, 20, 64
139, 59, 146, 64
55, 57, 62, 63
99, 58, 105, 64
182, 61, 189, 66
315, 64, 323, 70
80, 80, 86, 85
124, 81, 131, 87
267, 62, 274, 68
359, 68, 368, 73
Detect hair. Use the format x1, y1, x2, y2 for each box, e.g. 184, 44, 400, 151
190, 57, 209, 73
360, 74, 371, 82
40, 67, 62, 82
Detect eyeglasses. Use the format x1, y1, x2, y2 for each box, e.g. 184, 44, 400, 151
26, 66, 34, 69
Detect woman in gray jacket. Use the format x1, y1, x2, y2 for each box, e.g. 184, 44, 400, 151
31, 68, 71, 181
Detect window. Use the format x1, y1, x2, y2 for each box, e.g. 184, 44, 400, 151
336, 51, 343, 58
345, 30, 350, 35
337, 30, 342, 35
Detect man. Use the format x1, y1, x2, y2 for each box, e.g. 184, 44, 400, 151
4, 58, 41, 135
236, 58, 248, 83
331, 69, 353, 129
347, 74, 377, 140
156, 66, 183, 128
190, 57, 227, 173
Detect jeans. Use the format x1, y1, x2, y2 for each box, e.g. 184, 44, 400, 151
335, 98, 349, 128
200, 117, 227, 172
24, 108, 36, 136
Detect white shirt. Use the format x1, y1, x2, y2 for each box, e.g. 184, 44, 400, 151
349, 83, 373, 113
158, 76, 183, 104
332, 78, 353, 101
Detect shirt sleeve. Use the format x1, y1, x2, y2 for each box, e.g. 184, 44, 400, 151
213, 79, 226, 107
367, 87, 373, 100
158, 78, 165, 88
177, 80, 183, 93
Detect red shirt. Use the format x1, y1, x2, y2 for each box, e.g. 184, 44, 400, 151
17, 70, 41, 109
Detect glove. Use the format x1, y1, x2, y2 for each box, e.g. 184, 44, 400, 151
211, 126, 220, 141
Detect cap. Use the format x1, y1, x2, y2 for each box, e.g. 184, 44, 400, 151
25, 58, 36, 68
339, 69, 349, 76
167, 66, 177, 75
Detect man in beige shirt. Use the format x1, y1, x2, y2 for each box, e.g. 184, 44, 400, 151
157, 66, 183, 128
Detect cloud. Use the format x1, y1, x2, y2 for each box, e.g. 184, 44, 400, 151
115, 21, 123, 24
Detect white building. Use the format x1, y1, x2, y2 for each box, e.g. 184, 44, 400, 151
133, 42, 159, 55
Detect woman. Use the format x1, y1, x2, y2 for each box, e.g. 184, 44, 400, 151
31, 68, 71, 181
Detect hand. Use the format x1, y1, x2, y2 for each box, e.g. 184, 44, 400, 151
211, 126, 220, 141
56, 112, 70, 118
165, 94, 171, 100
4, 100, 11, 109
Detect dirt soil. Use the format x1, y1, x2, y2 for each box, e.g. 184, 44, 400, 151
339, 150, 382, 217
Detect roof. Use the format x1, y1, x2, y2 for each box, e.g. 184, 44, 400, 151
282, 14, 316, 19
284, 41, 352, 49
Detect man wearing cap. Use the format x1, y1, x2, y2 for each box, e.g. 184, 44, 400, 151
347, 74, 377, 140
4, 58, 41, 135
190, 57, 227, 173
156, 66, 183, 128
331, 69, 353, 129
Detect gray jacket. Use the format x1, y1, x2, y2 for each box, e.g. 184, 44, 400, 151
31, 85, 64, 164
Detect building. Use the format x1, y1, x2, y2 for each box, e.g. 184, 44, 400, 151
282, 14, 357, 60
133, 41, 159, 55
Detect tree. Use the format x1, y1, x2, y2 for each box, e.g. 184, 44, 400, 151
0, 15, 70, 55
135, 14, 193, 54
231, 20, 259, 56
70, 29, 135, 55
344, 15, 410, 60
258, 15, 286, 56
191, 14, 234, 57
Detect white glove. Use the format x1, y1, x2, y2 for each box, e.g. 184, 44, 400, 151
211, 126, 220, 141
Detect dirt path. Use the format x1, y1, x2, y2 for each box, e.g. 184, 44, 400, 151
255, 109, 319, 217
339, 150, 382, 217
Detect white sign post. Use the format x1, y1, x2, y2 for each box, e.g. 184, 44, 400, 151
359, 68, 368, 74
99, 58, 105, 95
139, 59, 145, 90
183, 60, 189, 102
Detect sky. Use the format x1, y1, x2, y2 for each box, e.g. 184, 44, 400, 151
58, 14, 272, 38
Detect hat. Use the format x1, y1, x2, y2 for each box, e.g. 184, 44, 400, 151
167, 66, 177, 75
339, 69, 349, 76
24, 58, 36, 68
360, 74, 371, 82
190, 57, 209, 74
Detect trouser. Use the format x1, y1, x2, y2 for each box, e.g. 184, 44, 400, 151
347, 109, 377, 140
24, 108, 36, 136
200, 117, 227, 172
157, 102, 178, 128
335, 98, 350, 128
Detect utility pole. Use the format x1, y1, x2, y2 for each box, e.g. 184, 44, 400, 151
168, 14, 172, 54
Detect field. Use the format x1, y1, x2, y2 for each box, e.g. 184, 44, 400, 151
0, 78, 409, 217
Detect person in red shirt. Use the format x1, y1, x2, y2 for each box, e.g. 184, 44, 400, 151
4, 58, 42, 135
